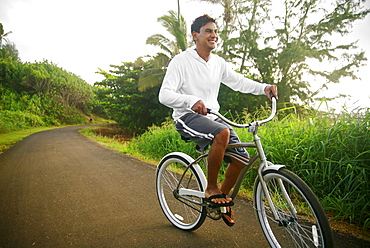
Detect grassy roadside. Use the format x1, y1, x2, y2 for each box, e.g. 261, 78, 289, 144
79, 120, 370, 241
78, 126, 159, 165
0, 117, 113, 154
0, 126, 62, 154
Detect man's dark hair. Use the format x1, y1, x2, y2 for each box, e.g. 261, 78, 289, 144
191, 14, 216, 33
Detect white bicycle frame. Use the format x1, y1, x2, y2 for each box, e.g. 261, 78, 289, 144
165, 96, 296, 222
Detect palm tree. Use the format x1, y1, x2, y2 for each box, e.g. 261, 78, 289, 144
146, 10, 188, 57
0, 23, 19, 61
139, 10, 189, 91
192, 0, 235, 26
177, 0, 181, 21
0, 23, 13, 49
0, 42, 20, 60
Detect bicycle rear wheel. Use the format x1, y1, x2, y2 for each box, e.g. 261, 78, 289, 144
254, 168, 333, 248
156, 153, 207, 231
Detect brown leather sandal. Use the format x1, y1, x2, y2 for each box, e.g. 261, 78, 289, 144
222, 207, 235, 227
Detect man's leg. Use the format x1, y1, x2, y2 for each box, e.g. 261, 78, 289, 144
205, 131, 246, 201
205, 128, 231, 204
175, 114, 234, 204
204, 125, 246, 226
219, 122, 247, 196
204, 128, 246, 226
221, 159, 245, 195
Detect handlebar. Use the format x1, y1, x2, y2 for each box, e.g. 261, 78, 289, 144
207, 96, 277, 129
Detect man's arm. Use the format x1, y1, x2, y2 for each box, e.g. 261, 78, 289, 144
221, 62, 269, 96
158, 59, 201, 110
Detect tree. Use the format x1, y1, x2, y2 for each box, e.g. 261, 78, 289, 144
139, 11, 190, 91
222, 0, 369, 105
95, 59, 171, 134
0, 57, 22, 92
0, 24, 96, 126
177, 0, 181, 20
0, 23, 20, 61
0, 23, 12, 49
146, 10, 188, 57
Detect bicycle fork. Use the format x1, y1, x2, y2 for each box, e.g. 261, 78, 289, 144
254, 133, 297, 226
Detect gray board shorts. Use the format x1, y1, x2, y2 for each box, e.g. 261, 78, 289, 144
175, 112, 249, 162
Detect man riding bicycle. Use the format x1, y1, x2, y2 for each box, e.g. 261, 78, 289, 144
159, 14, 278, 226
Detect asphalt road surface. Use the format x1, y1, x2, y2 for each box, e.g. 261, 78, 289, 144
0, 126, 368, 247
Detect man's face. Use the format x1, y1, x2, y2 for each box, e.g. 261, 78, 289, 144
192, 22, 218, 51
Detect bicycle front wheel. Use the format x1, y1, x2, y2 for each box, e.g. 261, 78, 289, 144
254, 168, 333, 248
156, 153, 207, 231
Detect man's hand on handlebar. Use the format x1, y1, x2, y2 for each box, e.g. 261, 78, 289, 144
191, 100, 208, 115
264, 85, 278, 101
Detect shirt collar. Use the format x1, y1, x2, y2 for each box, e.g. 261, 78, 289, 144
187, 46, 213, 64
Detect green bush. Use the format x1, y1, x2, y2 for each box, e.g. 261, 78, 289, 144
129, 119, 197, 161
0, 110, 45, 132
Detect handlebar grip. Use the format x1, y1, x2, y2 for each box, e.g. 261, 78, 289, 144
270, 91, 276, 99
207, 108, 212, 114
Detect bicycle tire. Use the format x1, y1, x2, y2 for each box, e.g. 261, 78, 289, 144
254, 168, 333, 248
156, 153, 207, 231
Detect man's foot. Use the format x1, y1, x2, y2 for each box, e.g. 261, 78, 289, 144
205, 188, 232, 204
222, 207, 235, 227
204, 193, 234, 207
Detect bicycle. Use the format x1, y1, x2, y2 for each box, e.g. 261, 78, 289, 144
155, 95, 334, 247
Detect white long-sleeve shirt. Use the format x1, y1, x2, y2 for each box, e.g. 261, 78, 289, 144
159, 47, 268, 120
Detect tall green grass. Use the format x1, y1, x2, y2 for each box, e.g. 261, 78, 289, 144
128, 108, 370, 229
255, 108, 369, 228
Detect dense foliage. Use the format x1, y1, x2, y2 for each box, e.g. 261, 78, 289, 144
0, 59, 96, 131
94, 59, 171, 135
0, 24, 96, 132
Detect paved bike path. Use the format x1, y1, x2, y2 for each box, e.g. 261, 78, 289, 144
0, 126, 368, 247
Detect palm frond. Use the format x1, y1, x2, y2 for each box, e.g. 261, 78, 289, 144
146, 34, 174, 56
138, 68, 166, 91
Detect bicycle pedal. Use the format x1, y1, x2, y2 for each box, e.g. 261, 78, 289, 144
220, 206, 227, 214
206, 206, 222, 220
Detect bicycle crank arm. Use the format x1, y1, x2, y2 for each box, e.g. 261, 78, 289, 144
178, 188, 205, 198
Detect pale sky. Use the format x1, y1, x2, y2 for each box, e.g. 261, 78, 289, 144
1, 0, 369, 111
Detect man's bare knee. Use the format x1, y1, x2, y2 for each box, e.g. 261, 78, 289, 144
213, 128, 230, 147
